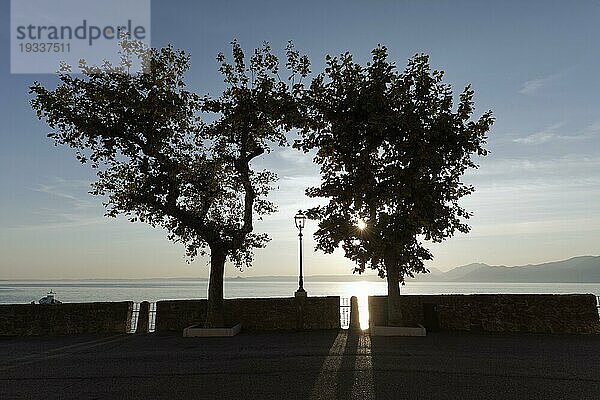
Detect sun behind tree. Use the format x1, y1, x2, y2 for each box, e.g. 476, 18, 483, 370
356, 219, 367, 231
296, 46, 494, 326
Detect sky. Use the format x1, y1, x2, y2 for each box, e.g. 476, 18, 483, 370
0, 0, 599, 279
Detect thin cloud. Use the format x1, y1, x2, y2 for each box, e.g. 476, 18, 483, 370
469, 155, 600, 177
584, 120, 600, 133
10, 215, 108, 231
468, 216, 600, 238
518, 72, 562, 95
513, 122, 594, 144
15, 177, 105, 230
31, 182, 92, 210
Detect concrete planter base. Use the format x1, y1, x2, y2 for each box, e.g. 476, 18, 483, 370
183, 323, 242, 337
370, 324, 426, 337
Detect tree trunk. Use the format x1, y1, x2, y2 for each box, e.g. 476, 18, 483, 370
205, 246, 226, 328
386, 263, 403, 326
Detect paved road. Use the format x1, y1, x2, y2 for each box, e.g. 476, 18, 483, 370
1, 330, 599, 399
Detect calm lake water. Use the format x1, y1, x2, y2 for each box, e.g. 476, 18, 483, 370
1, 280, 599, 305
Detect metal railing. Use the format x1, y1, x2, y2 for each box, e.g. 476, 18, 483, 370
129, 301, 157, 333
149, 302, 156, 333
340, 297, 351, 329
129, 302, 140, 334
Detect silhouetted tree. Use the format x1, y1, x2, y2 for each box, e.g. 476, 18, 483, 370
296, 47, 493, 325
30, 39, 309, 327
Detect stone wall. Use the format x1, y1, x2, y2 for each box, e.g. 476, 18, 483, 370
0, 302, 132, 336
301, 296, 340, 330
155, 296, 340, 332
368, 294, 600, 334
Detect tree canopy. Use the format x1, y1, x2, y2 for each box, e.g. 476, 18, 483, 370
296, 47, 493, 324
30, 39, 310, 326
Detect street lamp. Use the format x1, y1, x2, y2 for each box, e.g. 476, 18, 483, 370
294, 210, 307, 297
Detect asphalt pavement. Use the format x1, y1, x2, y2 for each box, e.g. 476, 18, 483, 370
1, 330, 599, 399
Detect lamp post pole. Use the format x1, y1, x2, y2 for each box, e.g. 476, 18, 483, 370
294, 210, 307, 297
298, 227, 304, 292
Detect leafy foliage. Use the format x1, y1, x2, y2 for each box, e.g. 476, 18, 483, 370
30, 39, 309, 270
30, 39, 310, 326
296, 47, 494, 283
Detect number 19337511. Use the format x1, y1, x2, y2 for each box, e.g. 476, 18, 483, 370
19, 42, 71, 53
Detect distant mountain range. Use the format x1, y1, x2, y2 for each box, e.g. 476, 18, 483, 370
227, 256, 600, 283
411, 256, 600, 283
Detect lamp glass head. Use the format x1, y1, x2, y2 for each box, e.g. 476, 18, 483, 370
294, 210, 306, 229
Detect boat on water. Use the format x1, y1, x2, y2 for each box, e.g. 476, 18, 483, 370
38, 289, 62, 305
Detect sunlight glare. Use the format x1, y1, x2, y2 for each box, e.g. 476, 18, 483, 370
356, 219, 367, 231
355, 281, 370, 330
